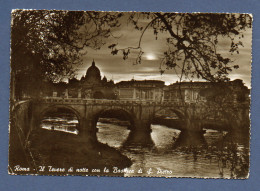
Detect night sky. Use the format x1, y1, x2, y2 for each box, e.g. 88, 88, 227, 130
76, 13, 252, 87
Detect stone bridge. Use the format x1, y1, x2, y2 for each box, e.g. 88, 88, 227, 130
11, 98, 250, 145
33, 98, 187, 135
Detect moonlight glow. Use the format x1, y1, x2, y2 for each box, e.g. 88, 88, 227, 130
146, 53, 156, 60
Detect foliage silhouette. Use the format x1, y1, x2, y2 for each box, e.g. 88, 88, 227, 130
11, 10, 123, 98
108, 12, 252, 82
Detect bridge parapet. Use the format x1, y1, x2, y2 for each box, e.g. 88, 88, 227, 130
40, 97, 84, 104
16, 98, 249, 115
39, 97, 202, 107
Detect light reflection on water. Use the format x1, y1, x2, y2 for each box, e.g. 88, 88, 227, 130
96, 122, 130, 148
97, 122, 247, 178
39, 115, 248, 178
41, 116, 79, 135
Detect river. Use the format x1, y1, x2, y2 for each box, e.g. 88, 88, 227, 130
96, 122, 249, 178
40, 115, 249, 178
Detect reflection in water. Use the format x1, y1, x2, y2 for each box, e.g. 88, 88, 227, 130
37, 114, 249, 178
96, 122, 130, 148
97, 122, 249, 178
123, 130, 154, 148
40, 112, 79, 134
173, 129, 207, 148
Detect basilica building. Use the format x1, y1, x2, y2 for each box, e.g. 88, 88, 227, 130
68, 60, 116, 99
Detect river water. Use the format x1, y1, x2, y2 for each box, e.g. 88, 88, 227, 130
40, 115, 249, 178
96, 122, 249, 178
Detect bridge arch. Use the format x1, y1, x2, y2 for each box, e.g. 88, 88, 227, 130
92, 107, 135, 130
93, 107, 138, 148
38, 104, 83, 134
151, 107, 185, 131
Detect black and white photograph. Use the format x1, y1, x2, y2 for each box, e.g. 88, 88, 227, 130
9, 10, 252, 178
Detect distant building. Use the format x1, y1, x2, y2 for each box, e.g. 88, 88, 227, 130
116, 80, 165, 101
164, 80, 250, 103
43, 60, 249, 103
164, 82, 209, 102
68, 60, 116, 99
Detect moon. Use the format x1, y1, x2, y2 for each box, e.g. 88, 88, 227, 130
146, 53, 156, 60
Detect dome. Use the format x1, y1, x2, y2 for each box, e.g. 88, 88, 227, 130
85, 60, 101, 83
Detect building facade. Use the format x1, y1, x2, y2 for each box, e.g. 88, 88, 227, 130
43, 60, 249, 104
116, 80, 165, 101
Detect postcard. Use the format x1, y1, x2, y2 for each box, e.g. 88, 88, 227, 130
9, 10, 252, 178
